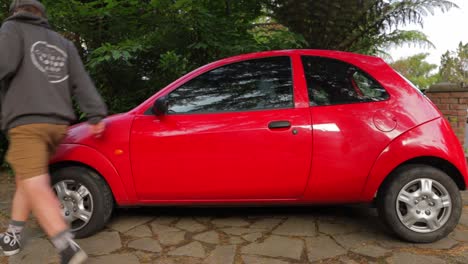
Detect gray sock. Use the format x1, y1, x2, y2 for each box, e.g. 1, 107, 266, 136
7, 220, 25, 234
51, 230, 74, 251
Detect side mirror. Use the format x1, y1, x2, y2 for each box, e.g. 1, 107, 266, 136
153, 96, 169, 116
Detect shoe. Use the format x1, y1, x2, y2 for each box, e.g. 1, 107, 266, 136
60, 239, 87, 264
0, 231, 21, 256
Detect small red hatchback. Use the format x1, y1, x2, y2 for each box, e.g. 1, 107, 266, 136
50, 50, 467, 243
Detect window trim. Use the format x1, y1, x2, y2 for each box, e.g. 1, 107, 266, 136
301, 56, 390, 107
146, 56, 296, 115
349, 74, 364, 97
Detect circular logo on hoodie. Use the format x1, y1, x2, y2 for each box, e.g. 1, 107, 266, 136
30, 41, 69, 83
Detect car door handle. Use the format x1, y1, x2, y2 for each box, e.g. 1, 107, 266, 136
268, 121, 291, 129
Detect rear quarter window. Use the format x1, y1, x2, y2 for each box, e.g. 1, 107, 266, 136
302, 56, 389, 106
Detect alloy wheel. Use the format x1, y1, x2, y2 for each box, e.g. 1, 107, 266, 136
396, 178, 452, 233
53, 180, 94, 232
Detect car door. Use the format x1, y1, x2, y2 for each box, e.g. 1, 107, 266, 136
301, 56, 395, 202
130, 56, 312, 201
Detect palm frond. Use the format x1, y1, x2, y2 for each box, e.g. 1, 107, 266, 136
380, 29, 435, 49
384, 0, 458, 29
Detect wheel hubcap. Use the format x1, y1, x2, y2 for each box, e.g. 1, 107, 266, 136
53, 180, 94, 232
396, 178, 452, 233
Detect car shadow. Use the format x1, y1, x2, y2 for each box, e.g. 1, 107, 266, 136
111, 204, 397, 239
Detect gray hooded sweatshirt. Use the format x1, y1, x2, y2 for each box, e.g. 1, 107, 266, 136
0, 12, 107, 130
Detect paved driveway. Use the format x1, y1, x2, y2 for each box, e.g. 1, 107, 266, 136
1, 176, 468, 264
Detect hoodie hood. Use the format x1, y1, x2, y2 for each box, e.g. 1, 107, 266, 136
9, 0, 46, 16
5, 12, 50, 29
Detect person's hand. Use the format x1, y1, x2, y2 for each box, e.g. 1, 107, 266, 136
90, 122, 105, 138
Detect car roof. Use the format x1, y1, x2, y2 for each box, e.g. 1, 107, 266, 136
198, 49, 386, 73
221, 49, 382, 63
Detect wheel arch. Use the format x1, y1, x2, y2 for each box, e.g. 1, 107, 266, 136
50, 144, 129, 205
50, 161, 115, 199
376, 157, 466, 200
361, 118, 468, 202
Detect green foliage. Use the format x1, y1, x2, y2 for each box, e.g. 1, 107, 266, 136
87, 41, 146, 70
439, 42, 468, 85
250, 16, 307, 50
157, 51, 190, 85
390, 53, 440, 90
36, 0, 275, 113
263, 0, 456, 54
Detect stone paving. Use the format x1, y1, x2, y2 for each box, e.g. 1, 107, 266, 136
1, 175, 468, 264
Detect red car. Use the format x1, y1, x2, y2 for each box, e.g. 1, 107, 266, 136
50, 50, 467, 243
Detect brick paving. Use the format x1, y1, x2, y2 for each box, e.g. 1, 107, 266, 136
1, 175, 468, 264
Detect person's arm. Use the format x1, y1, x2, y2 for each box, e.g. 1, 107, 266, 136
0, 21, 22, 81
68, 42, 107, 133
0, 21, 23, 129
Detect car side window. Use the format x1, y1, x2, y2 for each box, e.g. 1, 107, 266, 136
167, 56, 294, 114
302, 56, 389, 106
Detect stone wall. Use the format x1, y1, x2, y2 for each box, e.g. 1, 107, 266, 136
425, 83, 468, 147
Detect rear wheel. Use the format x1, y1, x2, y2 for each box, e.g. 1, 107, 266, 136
377, 165, 462, 243
51, 166, 114, 238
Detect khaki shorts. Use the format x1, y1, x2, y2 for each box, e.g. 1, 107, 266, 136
6, 124, 68, 179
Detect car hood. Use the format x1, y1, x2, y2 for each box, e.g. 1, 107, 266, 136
62, 113, 127, 145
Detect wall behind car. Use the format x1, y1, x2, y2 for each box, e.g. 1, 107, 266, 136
426, 83, 468, 149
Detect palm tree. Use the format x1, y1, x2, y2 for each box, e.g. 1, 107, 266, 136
263, 0, 457, 54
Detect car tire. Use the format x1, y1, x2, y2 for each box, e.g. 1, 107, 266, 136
377, 164, 462, 243
51, 166, 114, 238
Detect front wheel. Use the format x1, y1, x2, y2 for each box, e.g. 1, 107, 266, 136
51, 166, 114, 238
377, 165, 462, 243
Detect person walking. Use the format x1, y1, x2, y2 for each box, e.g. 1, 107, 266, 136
0, 1, 107, 263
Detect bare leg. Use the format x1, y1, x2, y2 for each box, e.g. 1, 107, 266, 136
18, 174, 68, 237
18, 173, 88, 263
11, 180, 31, 222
